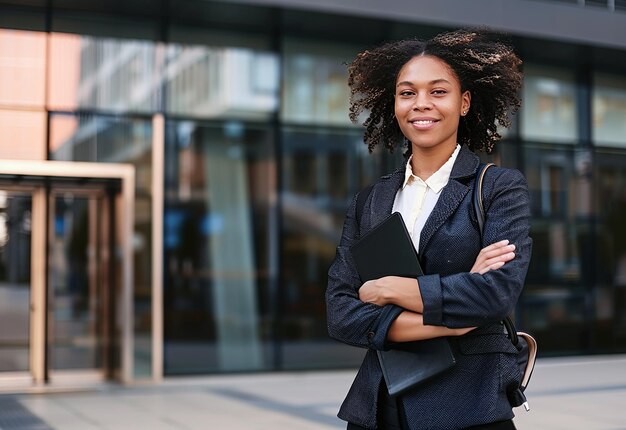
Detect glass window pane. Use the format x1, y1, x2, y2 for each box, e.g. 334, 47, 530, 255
47, 33, 81, 111
164, 44, 279, 120
521, 65, 578, 143
280, 126, 402, 369
595, 149, 626, 350
281, 39, 355, 126
0, 109, 46, 160
163, 120, 275, 374
49, 113, 153, 377
593, 73, 626, 148
48, 33, 162, 113
0, 29, 46, 108
49, 194, 102, 371
521, 143, 592, 353
0, 192, 32, 372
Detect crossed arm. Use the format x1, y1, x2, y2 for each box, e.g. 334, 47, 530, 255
358, 240, 516, 342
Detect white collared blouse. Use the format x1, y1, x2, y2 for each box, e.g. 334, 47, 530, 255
392, 144, 461, 250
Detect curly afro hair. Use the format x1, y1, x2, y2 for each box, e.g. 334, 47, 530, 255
347, 28, 523, 155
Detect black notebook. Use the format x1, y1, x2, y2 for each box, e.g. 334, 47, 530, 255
350, 212, 456, 396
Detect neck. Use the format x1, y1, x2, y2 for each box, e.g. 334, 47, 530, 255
410, 142, 457, 180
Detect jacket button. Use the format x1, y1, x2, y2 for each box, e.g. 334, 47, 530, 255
367, 331, 375, 340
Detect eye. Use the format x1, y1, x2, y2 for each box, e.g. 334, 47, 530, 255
432, 89, 448, 95
398, 90, 414, 97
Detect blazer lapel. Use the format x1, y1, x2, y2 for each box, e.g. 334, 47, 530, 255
364, 145, 480, 253
368, 169, 404, 227
418, 146, 480, 255
418, 180, 469, 255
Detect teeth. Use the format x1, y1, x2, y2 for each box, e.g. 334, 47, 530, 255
412, 120, 435, 125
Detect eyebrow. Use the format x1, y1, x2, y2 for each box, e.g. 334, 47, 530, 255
396, 78, 452, 87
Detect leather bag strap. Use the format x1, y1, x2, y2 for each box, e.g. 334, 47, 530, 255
473, 163, 519, 347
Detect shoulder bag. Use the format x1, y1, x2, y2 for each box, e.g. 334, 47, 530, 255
474, 163, 538, 412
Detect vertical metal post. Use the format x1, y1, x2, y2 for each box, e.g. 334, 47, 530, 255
120, 166, 135, 384
152, 114, 165, 382
30, 186, 47, 384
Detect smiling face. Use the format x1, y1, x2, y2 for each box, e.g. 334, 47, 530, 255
394, 55, 471, 156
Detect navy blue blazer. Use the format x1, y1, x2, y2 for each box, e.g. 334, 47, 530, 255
326, 145, 532, 430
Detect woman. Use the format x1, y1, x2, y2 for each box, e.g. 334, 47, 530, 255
326, 29, 532, 430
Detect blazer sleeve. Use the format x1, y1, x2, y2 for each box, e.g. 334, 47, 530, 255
419, 168, 533, 328
326, 192, 404, 350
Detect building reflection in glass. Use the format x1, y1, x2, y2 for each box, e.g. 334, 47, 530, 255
1, 6, 626, 381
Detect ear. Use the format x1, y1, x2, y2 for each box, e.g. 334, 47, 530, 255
461, 90, 471, 116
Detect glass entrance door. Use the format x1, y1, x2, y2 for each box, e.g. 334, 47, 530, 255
0, 189, 33, 380
48, 188, 112, 380
0, 160, 134, 389
0, 180, 118, 388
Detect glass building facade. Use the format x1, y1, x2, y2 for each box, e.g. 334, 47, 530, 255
1, 0, 625, 385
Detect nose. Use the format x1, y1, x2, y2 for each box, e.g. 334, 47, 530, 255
413, 93, 432, 111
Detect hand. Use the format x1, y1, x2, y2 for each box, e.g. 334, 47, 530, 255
359, 276, 422, 312
358, 278, 389, 307
471, 239, 516, 275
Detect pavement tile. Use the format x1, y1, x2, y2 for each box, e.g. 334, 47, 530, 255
5, 355, 626, 430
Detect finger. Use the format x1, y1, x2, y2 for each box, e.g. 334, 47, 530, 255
472, 241, 515, 273
480, 243, 515, 257
478, 260, 505, 275
479, 244, 515, 261
477, 254, 515, 273
480, 239, 509, 253
482, 251, 516, 266
475, 246, 512, 267
477, 253, 516, 273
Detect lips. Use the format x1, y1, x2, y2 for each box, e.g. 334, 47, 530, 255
409, 118, 439, 129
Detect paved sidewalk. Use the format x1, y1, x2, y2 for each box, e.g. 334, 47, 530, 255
1, 355, 626, 429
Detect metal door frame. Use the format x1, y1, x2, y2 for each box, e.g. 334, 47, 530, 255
0, 185, 43, 388
0, 159, 134, 387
